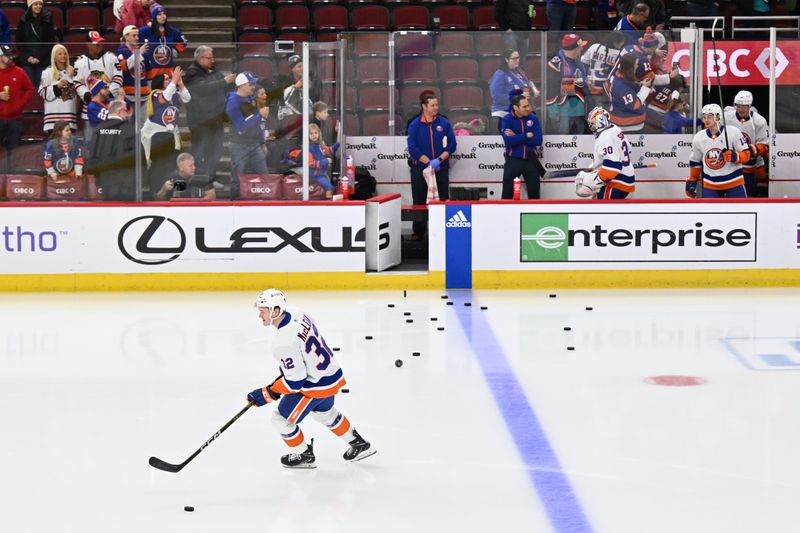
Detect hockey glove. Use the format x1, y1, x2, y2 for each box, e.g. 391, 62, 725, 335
575, 170, 603, 198
247, 385, 281, 407
685, 179, 697, 198
722, 149, 739, 163
428, 157, 441, 172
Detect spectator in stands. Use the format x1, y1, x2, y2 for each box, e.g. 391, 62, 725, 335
0, 9, 11, 46
142, 67, 190, 198
117, 25, 152, 108
490, 49, 541, 133
184, 45, 235, 189
595, 0, 620, 30
15, 0, 58, 87
311, 101, 338, 147
40, 44, 79, 133
138, 3, 188, 83
307, 123, 337, 199
500, 92, 543, 199
277, 54, 318, 138
44, 120, 83, 182
116, 0, 152, 35
87, 99, 137, 201
546, 0, 577, 32
614, 3, 649, 46
0, 45, 34, 168
494, 0, 536, 59
618, 0, 666, 30
662, 90, 700, 133
85, 76, 114, 141
546, 33, 587, 135
608, 53, 652, 131
686, 0, 719, 18
407, 91, 456, 241
75, 31, 122, 141
581, 32, 624, 112
153, 152, 215, 201
226, 71, 269, 200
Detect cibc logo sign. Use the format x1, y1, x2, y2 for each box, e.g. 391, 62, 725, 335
520, 212, 757, 262
118, 215, 367, 265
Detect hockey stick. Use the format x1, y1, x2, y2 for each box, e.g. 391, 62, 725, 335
149, 401, 254, 473
710, 17, 729, 151
542, 163, 657, 180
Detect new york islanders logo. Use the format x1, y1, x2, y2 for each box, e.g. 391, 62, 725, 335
704, 148, 725, 170
152, 44, 172, 66
161, 106, 178, 126
56, 155, 74, 174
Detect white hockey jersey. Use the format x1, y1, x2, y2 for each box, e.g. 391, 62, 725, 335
723, 106, 768, 170
74, 52, 123, 119
39, 68, 79, 132
593, 124, 636, 192
689, 125, 749, 190
267, 309, 346, 399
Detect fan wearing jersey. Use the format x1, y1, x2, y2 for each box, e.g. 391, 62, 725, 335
723, 91, 769, 197
608, 53, 652, 131
246, 289, 376, 469
686, 103, 754, 199
575, 106, 636, 199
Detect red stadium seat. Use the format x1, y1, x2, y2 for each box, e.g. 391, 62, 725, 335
394, 33, 433, 57
21, 115, 46, 143
361, 112, 392, 135
237, 57, 276, 81
473, 5, 498, 30
238, 5, 273, 31
341, 111, 360, 136
574, 3, 592, 30
434, 32, 474, 57
442, 85, 484, 112
313, 5, 348, 31
399, 84, 439, 109
352, 5, 390, 30
10, 144, 46, 174
532, 3, 548, 29
63, 32, 90, 58
308, 0, 344, 4
397, 57, 437, 84
475, 33, 505, 57
353, 33, 389, 57
392, 6, 429, 30
65, 5, 100, 29
4, 6, 26, 27
275, 5, 309, 32
275, 32, 310, 43
48, 7, 64, 29
356, 57, 389, 84
479, 58, 502, 84
101, 5, 116, 30
358, 86, 398, 111
433, 6, 469, 30
237, 32, 274, 57
439, 57, 479, 84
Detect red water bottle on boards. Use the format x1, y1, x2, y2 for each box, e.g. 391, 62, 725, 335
342, 155, 355, 200
513, 177, 521, 201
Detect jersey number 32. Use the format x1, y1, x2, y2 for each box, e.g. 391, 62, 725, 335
305, 324, 334, 371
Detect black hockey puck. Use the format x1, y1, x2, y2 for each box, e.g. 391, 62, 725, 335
480, 306, 488, 310
341, 388, 350, 393
437, 327, 445, 331
184, 506, 194, 512
412, 352, 420, 357
365, 335, 373, 340
585, 307, 593, 311
332, 347, 340, 351
441, 295, 448, 299
549, 294, 557, 298
567, 346, 575, 351
464, 302, 471, 307
403, 290, 407, 298
446, 301, 453, 306
395, 359, 403, 367
430, 317, 438, 321
564, 326, 572, 331
406, 319, 413, 323
388, 304, 395, 308
404, 312, 411, 316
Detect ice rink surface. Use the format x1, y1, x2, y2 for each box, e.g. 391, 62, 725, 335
2, 288, 800, 533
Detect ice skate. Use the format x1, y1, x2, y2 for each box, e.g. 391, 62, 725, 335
281, 439, 317, 469
343, 429, 376, 462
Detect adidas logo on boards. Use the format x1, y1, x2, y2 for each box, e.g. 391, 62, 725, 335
446, 210, 472, 228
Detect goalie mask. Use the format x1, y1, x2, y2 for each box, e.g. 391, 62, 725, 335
587, 106, 611, 134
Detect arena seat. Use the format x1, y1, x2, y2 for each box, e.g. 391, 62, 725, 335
352, 5, 390, 30
313, 5, 348, 32
439, 57, 479, 84
353, 33, 389, 57
65, 5, 101, 30
442, 84, 484, 112
394, 33, 433, 58
475, 33, 505, 57
392, 5, 429, 30
275, 5, 310, 32
433, 5, 469, 30
397, 57, 438, 85
237, 32, 274, 57
358, 85, 397, 111
356, 57, 390, 84
434, 32, 474, 57
472, 5, 498, 30
237, 5, 273, 31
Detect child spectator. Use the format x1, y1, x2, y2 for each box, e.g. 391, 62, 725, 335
44, 120, 84, 181
307, 122, 338, 198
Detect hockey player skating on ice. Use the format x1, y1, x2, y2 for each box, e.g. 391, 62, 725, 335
575, 106, 636, 200
247, 289, 376, 468
686, 103, 754, 199
723, 90, 769, 197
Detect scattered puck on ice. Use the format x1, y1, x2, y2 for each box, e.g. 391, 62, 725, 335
567, 346, 575, 351
430, 317, 438, 321
341, 388, 350, 393
585, 307, 593, 311
446, 302, 454, 306
441, 295, 448, 299
564, 326, 572, 331
412, 352, 421, 357
395, 359, 403, 367
184, 506, 194, 512
388, 304, 395, 308
549, 294, 557, 298
403, 290, 407, 298
404, 312, 411, 316
406, 319, 413, 323
480, 306, 488, 310
365, 335, 373, 340
437, 327, 445, 331
464, 302, 472, 307
332, 347, 340, 352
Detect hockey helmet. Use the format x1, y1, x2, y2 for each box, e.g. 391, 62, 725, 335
701, 103, 722, 121
734, 90, 753, 106
587, 106, 611, 134
255, 288, 287, 313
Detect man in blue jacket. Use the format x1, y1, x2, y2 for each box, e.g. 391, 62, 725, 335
225, 71, 269, 199
406, 92, 456, 240
500, 93, 543, 199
